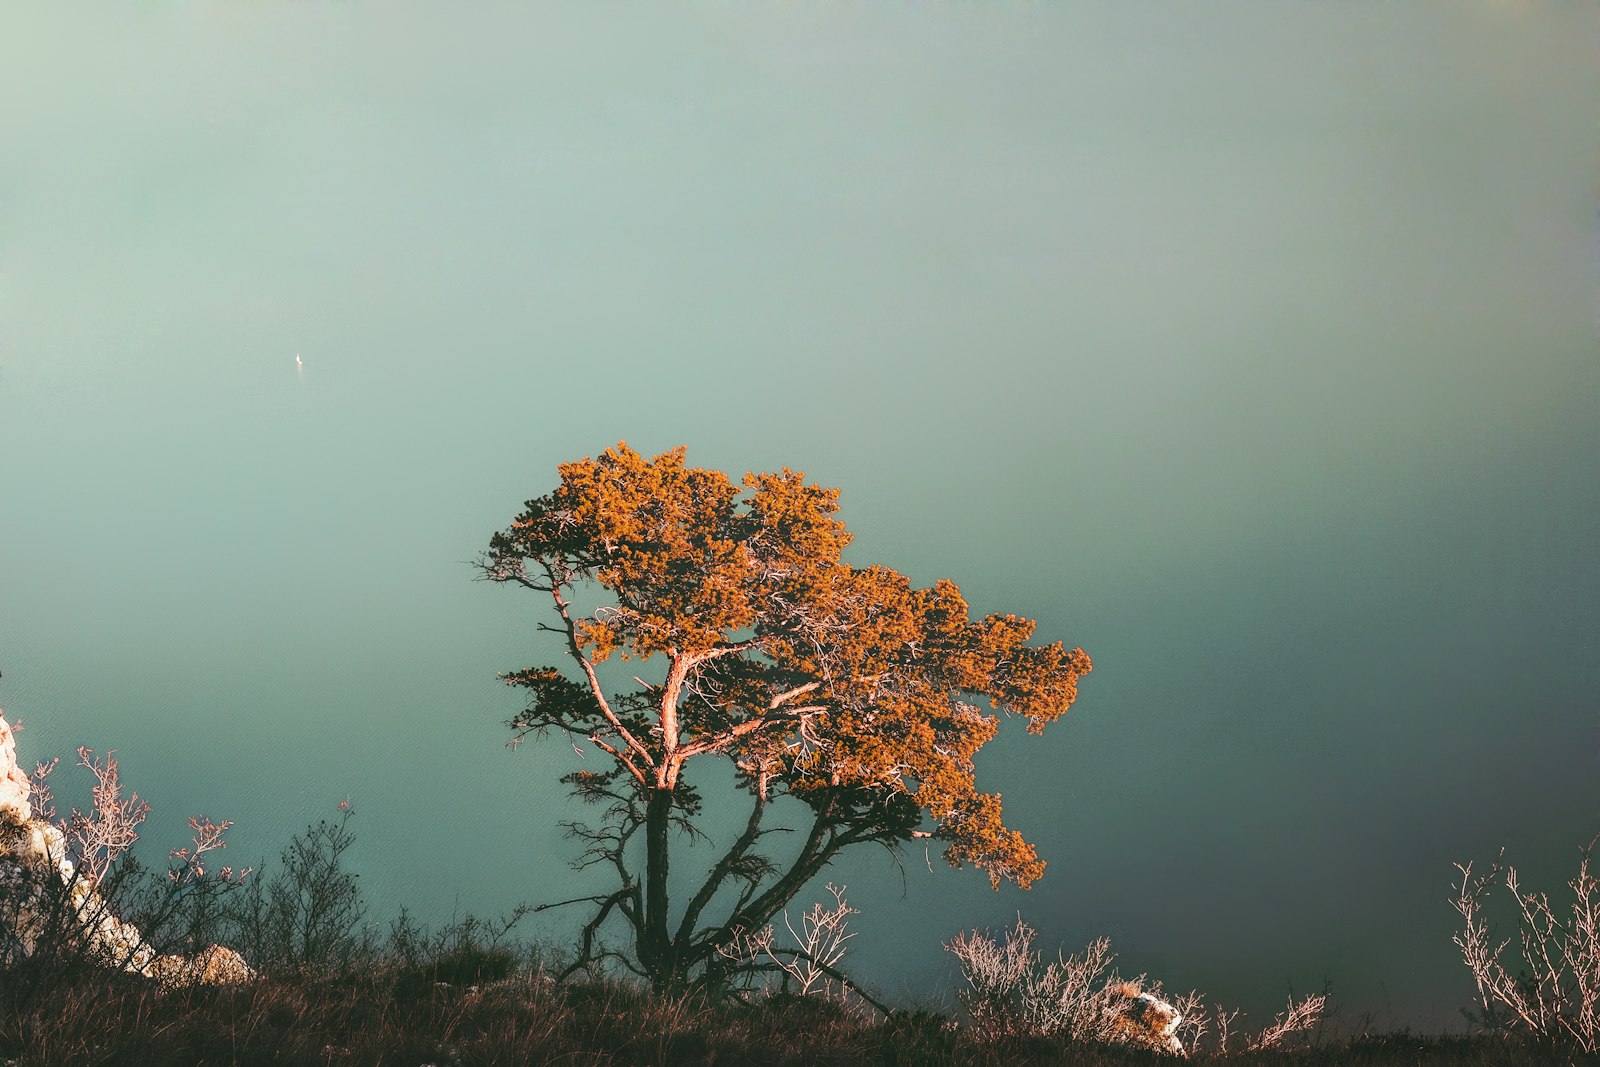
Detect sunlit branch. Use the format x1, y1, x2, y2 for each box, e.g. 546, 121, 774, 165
761, 947, 893, 1017
586, 733, 646, 785
542, 562, 654, 775
677, 706, 827, 758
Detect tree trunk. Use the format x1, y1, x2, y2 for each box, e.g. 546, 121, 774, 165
642, 785, 677, 990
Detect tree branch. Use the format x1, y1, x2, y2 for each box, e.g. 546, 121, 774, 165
555, 887, 641, 982
586, 734, 647, 786
677, 705, 828, 758
543, 563, 655, 773
675, 788, 770, 945
763, 946, 894, 1017
691, 800, 848, 968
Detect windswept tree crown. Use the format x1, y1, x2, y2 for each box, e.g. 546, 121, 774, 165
483, 443, 1091, 889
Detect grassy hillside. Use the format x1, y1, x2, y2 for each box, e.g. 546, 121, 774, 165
0, 969, 1575, 1067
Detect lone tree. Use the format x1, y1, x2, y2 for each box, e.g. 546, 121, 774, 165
480, 444, 1091, 994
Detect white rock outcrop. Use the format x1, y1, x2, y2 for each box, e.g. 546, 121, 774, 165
1104, 982, 1186, 1056
0, 710, 253, 987
0, 715, 33, 824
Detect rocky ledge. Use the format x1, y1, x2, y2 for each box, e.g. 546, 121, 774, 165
0, 711, 253, 988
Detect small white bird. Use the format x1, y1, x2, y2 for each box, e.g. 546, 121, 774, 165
296, 353, 303, 368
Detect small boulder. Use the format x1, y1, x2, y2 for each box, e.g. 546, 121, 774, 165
1104, 982, 1185, 1056
146, 944, 255, 988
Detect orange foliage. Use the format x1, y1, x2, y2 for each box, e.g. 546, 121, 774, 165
485, 443, 1091, 890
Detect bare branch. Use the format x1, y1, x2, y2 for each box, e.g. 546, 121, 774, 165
66, 748, 150, 885
1451, 838, 1600, 1052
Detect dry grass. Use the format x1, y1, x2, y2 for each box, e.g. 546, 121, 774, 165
0, 968, 1575, 1067
4, 748, 1589, 1065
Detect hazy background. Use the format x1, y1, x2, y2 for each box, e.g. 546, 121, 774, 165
2, 1, 1595, 1031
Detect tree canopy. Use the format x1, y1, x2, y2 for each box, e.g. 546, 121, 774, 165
480, 443, 1091, 990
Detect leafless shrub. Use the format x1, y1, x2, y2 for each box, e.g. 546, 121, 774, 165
1451, 836, 1600, 1051
1161, 984, 1325, 1056
946, 917, 1124, 1043
136, 816, 252, 958
720, 883, 860, 999
64, 748, 149, 886
1215, 1003, 1242, 1053
29, 756, 58, 822
1169, 990, 1213, 1053
225, 804, 369, 977
948, 919, 1325, 1057
1248, 991, 1329, 1050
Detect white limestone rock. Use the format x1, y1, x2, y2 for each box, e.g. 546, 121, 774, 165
0, 709, 254, 986
146, 944, 254, 989
0, 715, 31, 824
1104, 982, 1185, 1056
